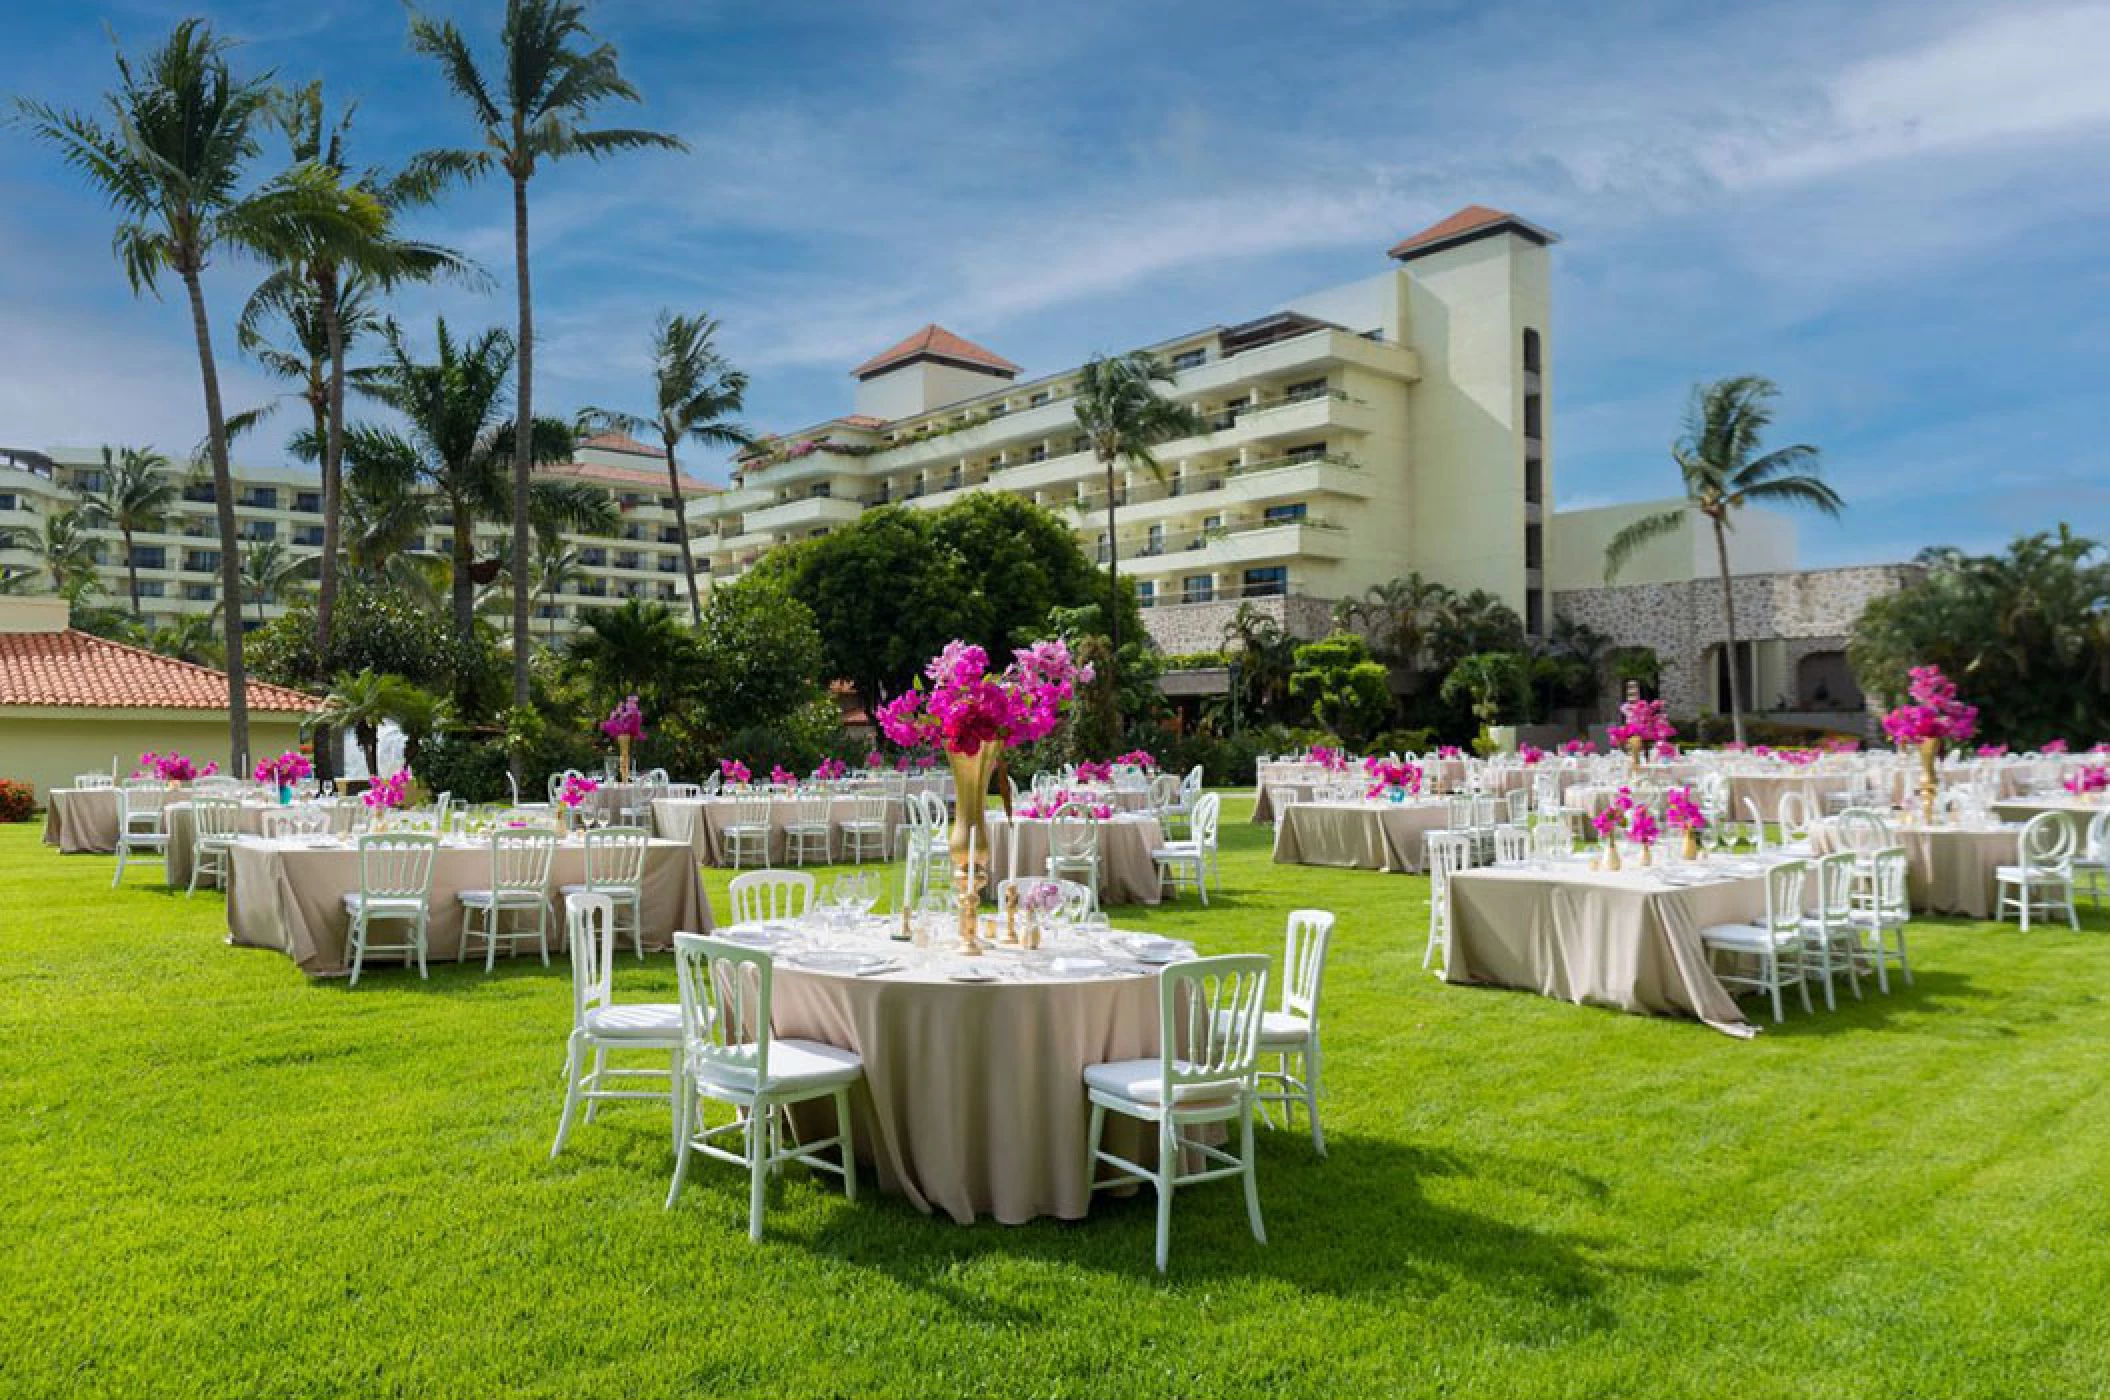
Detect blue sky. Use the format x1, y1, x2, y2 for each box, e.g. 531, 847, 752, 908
3, 0, 2106, 567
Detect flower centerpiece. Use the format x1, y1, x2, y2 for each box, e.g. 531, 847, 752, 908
1517, 742, 1546, 766
1591, 787, 1637, 871
813, 756, 848, 783
1627, 806, 1661, 866
1115, 749, 1157, 771
1664, 785, 1709, 861
1307, 744, 1351, 774
1607, 698, 1676, 765
718, 758, 751, 788
863, 749, 886, 770
2064, 765, 2109, 800
769, 764, 796, 788
136, 750, 219, 786
557, 772, 599, 832
1362, 756, 1424, 802
362, 770, 411, 829
878, 638, 1091, 954
1975, 744, 2009, 759
1559, 738, 1596, 757
1074, 759, 1113, 785
600, 695, 645, 782
2042, 738, 2070, 754
1880, 665, 1978, 822
253, 751, 313, 803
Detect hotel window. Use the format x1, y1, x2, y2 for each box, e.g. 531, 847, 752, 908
243, 521, 276, 542
1523, 327, 1542, 374
184, 583, 215, 602
1525, 522, 1544, 570
243, 486, 278, 509
137, 580, 166, 599
1170, 348, 1206, 372
1243, 566, 1287, 598
1284, 377, 1326, 402
0, 492, 15, 509
1136, 580, 1155, 608
185, 550, 219, 573
1028, 445, 1048, 463
1181, 575, 1214, 603
1527, 590, 1545, 636
130, 546, 166, 570
295, 491, 322, 513
1524, 393, 1543, 440
1144, 524, 1164, 556
294, 526, 323, 546
1262, 503, 1307, 524
1029, 390, 1051, 407
183, 482, 214, 504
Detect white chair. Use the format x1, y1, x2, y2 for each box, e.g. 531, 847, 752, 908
2074, 809, 2109, 908
1799, 851, 1863, 1010
1848, 847, 1913, 992
1423, 831, 1474, 974
75, 772, 114, 789
1740, 796, 1771, 854
1530, 820, 1572, 861
722, 793, 773, 870
1503, 788, 1529, 825
185, 795, 242, 897
900, 791, 951, 909
551, 892, 683, 1158
838, 792, 892, 864
547, 769, 582, 804
1252, 910, 1334, 1157
111, 786, 169, 889
559, 826, 651, 960
1046, 806, 1103, 908
666, 934, 862, 1240
261, 805, 331, 840
783, 793, 833, 866
458, 828, 559, 972
1152, 792, 1221, 905
728, 868, 814, 925
664, 781, 702, 800
343, 833, 438, 987
1995, 812, 2079, 931
1700, 859, 1811, 1023
1492, 825, 1529, 865
701, 770, 724, 797
1776, 789, 1816, 852
1085, 953, 1270, 1273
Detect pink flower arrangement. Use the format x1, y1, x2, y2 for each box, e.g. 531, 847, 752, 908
1653, 740, 1681, 760
135, 750, 218, 782
1608, 698, 1676, 748
1018, 790, 1114, 820
363, 770, 411, 811
1559, 739, 1596, 756
813, 757, 848, 782
1016, 879, 1065, 914
1820, 736, 1861, 754
600, 694, 645, 741
1517, 743, 1546, 766
557, 773, 599, 809
2093, 743, 2110, 755
864, 750, 886, 769
914, 754, 938, 769
1307, 744, 1350, 773
878, 638, 1092, 756
2064, 765, 2109, 796
253, 751, 313, 787
1591, 787, 1636, 839
1627, 807, 1660, 849
1972, 744, 2009, 758
1362, 758, 1424, 799
1115, 750, 1157, 770
1664, 786, 1708, 832
1437, 745, 1464, 759
769, 764, 796, 787
1074, 760, 1113, 785
719, 758, 751, 785
2043, 739, 2070, 754
1777, 749, 1819, 767
1880, 665, 1978, 748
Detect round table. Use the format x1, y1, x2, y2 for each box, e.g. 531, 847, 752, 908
1810, 818, 2019, 918
986, 812, 1164, 905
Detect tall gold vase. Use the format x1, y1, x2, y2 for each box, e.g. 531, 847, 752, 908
947, 740, 1004, 956
1918, 738, 1939, 824
617, 734, 632, 783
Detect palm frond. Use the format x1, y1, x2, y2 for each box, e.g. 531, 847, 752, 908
1603, 508, 1689, 582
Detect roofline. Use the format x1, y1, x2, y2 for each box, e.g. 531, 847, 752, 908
853, 351, 1020, 383
1390, 214, 1560, 263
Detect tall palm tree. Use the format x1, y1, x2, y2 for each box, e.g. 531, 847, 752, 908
33, 508, 101, 595
16, 20, 377, 772
580, 311, 750, 625
148, 613, 224, 667
1071, 352, 1205, 679
1604, 376, 1844, 743
1334, 572, 1453, 676
238, 538, 308, 623
248, 81, 478, 674
527, 537, 589, 643
78, 446, 179, 618
407, 0, 686, 740
567, 598, 699, 714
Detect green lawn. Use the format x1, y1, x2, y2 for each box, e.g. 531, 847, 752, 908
4, 801, 2109, 1399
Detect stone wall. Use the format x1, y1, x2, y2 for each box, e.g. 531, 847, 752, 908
1554, 564, 1921, 722
1140, 592, 1336, 654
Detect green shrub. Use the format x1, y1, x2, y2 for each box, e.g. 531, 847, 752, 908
0, 779, 36, 822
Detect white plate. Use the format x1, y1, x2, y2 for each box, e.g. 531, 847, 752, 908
787, 950, 893, 976
946, 966, 999, 983
719, 925, 780, 947
1121, 936, 1185, 960
1046, 956, 1111, 978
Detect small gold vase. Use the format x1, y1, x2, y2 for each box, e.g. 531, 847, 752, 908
1603, 837, 1623, 872
1682, 828, 1701, 862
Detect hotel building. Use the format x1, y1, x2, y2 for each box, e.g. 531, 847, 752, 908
695, 204, 1557, 651
0, 434, 713, 636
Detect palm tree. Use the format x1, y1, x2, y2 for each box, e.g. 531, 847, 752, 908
1071, 352, 1205, 677
1334, 572, 1453, 676
312, 668, 392, 777
247, 81, 478, 674
239, 539, 308, 623
16, 20, 377, 773
567, 598, 698, 714
78, 446, 179, 618
407, 0, 686, 741
1221, 602, 1300, 722
1604, 376, 1844, 743
527, 537, 589, 643
148, 614, 224, 667
32, 508, 101, 594
580, 311, 750, 625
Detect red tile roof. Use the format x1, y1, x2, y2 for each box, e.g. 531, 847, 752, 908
540, 461, 718, 495
852, 324, 1021, 380
0, 629, 318, 712
578, 430, 659, 456
1387, 205, 1557, 261
838, 414, 891, 429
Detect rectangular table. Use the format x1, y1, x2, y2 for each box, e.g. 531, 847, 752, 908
652, 795, 908, 867
164, 799, 361, 888
1809, 819, 2019, 918
42, 787, 120, 853
225, 835, 712, 976
986, 813, 1165, 905
1271, 799, 1450, 874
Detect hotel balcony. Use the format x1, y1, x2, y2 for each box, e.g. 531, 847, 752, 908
1169, 326, 1420, 396
1122, 519, 1350, 575
743, 493, 865, 535
1073, 453, 1373, 526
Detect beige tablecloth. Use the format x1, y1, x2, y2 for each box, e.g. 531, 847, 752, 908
652, 795, 908, 866
1271, 800, 1450, 873
42, 788, 120, 853
225, 836, 711, 976
1992, 796, 2101, 843
1726, 772, 1856, 822
987, 813, 1164, 905
772, 957, 1165, 1224
1809, 820, 2017, 919
164, 799, 361, 887
1446, 861, 1767, 1037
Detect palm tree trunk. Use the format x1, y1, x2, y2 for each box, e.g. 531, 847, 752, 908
181, 266, 250, 775
122, 523, 141, 618
318, 268, 346, 671
451, 510, 477, 654
1103, 453, 1121, 692
509, 172, 534, 782
1712, 515, 1746, 745
666, 440, 703, 627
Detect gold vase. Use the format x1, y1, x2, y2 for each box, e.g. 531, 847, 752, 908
1627, 737, 1645, 768
947, 740, 1004, 956
1918, 739, 1939, 824
1639, 842, 1653, 868
1603, 836, 1623, 872
617, 734, 631, 784
1682, 828, 1700, 862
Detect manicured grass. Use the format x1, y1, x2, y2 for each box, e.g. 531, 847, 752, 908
3, 802, 2109, 1399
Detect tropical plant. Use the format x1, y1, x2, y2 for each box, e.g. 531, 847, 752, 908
579, 310, 750, 625
238, 538, 308, 623
77, 446, 178, 617
30, 508, 101, 594
1222, 603, 1301, 723
1288, 632, 1392, 744
1335, 572, 1452, 674
690, 576, 825, 741
1070, 352, 1205, 673
526, 538, 588, 642
379, 677, 453, 772
147, 613, 224, 667
566, 599, 700, 716
1604, 375, 1845, 744
1439, 651, 1531, 734
1429, 589, 1526, 671
407, 0, 687, 741
311, 668, 393, 775
16, 19, 379, 770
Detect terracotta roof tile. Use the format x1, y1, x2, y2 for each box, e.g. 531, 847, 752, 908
0, 630, 318, 712
838, 414, 891, 429
1387, 205, 1557, 260
578, 430, 659, 456
851, 324, 1020, 380
540, 461, 718, 495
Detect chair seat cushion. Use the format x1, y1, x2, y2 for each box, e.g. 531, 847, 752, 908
1151, 845, 1201, 862
584, 1002, 682, 1040
558, 883, 639, 898
693, 1037, 862, 1094
343, 892, 426, 914
1083, 1056, 1239, 1106
459, 888, 547, 908
1995, 866, 2070, 883
1699, 921, 1798, 951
